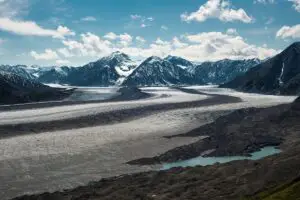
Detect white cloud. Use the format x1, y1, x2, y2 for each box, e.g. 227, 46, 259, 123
80, 16, 97, 22
0, 38, 4, 56
276, 24, 300, 39
121, 31, 278, 61
177, 32, 278, 61
289, 0, 300, 12
226, 28, 238, 35
119, 33, 133, 46
56, 26, 75, 38
130, 14, 154, 22
104, 32, 118, 40
56, 59, 70, 65
181, 0, 253, 23
136, 36, 146, 43
62, 32, 113, 57
103, 32, 132, 46
155, 38, 170, 46
254, 0, 275, 4
30, 49, 59, 60
58, 48, 74, 58
52, 30, 278, 63
172, 37, 188, 48
0, 17, 75, 38
129, 14, 154, 28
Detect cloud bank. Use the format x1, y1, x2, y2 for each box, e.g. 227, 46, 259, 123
181, 0, 253, 23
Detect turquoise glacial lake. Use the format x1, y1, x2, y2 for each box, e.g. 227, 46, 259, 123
162, 147, 281, 170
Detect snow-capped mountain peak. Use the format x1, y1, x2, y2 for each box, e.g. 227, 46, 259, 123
0, 53, 261, 87
144, 56, 163, 65
165, 55, 194, 69
100, 51, 131, 63
222, 42, 300, 95
0, 71, 46, 89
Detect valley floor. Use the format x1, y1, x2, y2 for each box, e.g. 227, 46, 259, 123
0, 86, 296, 200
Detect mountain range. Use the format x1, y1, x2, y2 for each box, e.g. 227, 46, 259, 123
0, 52, 259, 87
0, 71, 72, 104
222, 42, 300, 95
1, 42, 300, 97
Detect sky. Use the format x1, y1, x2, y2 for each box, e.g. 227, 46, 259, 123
0, 0, 299, 66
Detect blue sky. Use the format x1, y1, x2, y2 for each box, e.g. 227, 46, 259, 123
0, 0, 299, 66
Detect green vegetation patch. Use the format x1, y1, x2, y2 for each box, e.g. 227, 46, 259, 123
248, 178, 300, 200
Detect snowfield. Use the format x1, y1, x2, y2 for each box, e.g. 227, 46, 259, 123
0, 86, 297, 200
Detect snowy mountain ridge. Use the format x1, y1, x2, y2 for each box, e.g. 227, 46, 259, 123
221, 42, 300, 95
0, 52, 260, 86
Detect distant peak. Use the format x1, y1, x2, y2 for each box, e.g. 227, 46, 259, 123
113, 50, 122, 54
165, 55, 176, 59
149, 55, 162, 60
110, 51, 129, 58
146, 56, 163, 63
165, 55, 194, 66
99, 51, 131, 63
165, 55, 186, 60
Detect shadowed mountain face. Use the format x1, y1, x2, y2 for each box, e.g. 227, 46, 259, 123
122, 56, 196, 86
38, 67, 74, 84
192, 59, 260, 85
122, 56, 259, 86
0, 52, 138, 87
0, 65, 37, 80
221, 42, 300, 95
63, 52, 138, 86
0, 71, 72, 104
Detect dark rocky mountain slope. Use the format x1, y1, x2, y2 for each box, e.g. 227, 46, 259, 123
123, 56, 196, 86
192, 58, 260, 85
123, 56, 259, 86
0, 65, 38, 80
221, 42, 300, 95
64, 52, 137, 86
37, 66, 75, 84
0, 71, 72, 104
